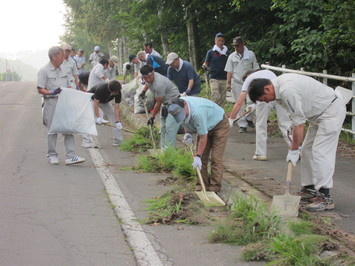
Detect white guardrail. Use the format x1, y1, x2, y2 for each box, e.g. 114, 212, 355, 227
261, 64, 355, 138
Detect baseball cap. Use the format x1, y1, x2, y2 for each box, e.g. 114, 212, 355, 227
94, 46, 100, 51
129, 54, 136, 62
215, 32, 224, 38
62, 44, 72, 51
232, 36, 244, 46
166, 52, 179, 65
110, 55, 119, 65
168, 103, 186, 123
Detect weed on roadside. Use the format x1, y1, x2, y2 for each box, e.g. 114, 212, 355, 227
208, 195, 281, 245
119, 126, 160, 152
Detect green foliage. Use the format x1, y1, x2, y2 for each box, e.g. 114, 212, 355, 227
208, 195, 281, 245
268, 234, 327, 265
119, 126, 160, 152
137, 146, 195, 181
288, 220, 315, 236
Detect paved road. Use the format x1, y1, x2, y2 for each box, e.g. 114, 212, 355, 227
0, 82, 265, 265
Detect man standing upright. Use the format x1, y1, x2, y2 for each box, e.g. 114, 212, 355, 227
248, 73, 350, 212
202, 33, 230, 107
74, 48, 86, 75
89, 46, 104, 68
37, 46, 85, 165
225, 36, 259, 133
61, 44, 79, 89
144, 42, 161, 57
166, 52, 201, 96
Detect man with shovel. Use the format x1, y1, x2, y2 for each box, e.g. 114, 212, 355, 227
139, 65, 181, 150
168, 96, 230, 193
248, 73, 350, 212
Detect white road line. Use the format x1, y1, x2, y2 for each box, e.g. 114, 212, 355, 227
89, 148, 163, 266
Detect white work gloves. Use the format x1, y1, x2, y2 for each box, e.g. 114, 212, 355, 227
286, 149, 300, 166
96, 117, 109, 125
228, 117, 239, 128
192, 156, 202, 170
183, 133, 193, 145
115, 122, 122, 129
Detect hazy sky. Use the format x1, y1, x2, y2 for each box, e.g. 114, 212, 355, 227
0, 0, 66, 57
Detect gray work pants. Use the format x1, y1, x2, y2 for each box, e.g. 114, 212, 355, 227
43, 98, 76, 159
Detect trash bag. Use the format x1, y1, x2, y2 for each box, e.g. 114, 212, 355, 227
121, 77, 140, 106
49, 88, 97, 135
134, 85, 155, 114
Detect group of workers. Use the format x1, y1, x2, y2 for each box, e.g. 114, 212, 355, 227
37, 33, 350, 213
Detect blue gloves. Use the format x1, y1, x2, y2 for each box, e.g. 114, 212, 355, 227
51, 88, 62, 95
115, 122, 122, 129
183, 133, 193, 145
192, 156, 202, 170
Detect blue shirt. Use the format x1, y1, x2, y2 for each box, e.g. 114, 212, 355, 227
204, 49, 230, 80
167, 60, 201, 95
180, 96, 224, 135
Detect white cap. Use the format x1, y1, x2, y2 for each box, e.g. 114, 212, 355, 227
166, 52, 179, 65
94, 46, 100, 51
110, 55, 119, 65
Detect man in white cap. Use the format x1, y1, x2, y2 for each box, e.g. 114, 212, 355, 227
168, 96, 230, 192
89, 46, 104, 68
105, 55, 119, 80
61, 44, 79, 89
166, 52, 201, 96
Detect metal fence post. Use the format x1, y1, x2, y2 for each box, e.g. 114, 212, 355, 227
352, 73, 355, 139
323, 70, 328, 85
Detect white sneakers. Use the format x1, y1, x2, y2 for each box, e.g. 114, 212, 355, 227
65, 156, 85, 165
48, 156, 59, 165
253, 154, 267, 161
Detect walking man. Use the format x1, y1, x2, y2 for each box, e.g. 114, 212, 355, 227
225, 36, 259, 132
248, 73, 349, 212
168, 96, 230, 193
37, 46, 85, 165
202, 32, 230, 107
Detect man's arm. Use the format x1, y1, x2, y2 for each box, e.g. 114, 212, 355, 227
196, 134, 208, 156
230, 91, 247, 119
226, 72, 232, 92
37, 87, 52, 95
151, 97, 163, 118
290, 124, 304, 150
114, 103, 121, 122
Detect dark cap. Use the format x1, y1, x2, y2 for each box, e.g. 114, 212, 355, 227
129, 54, 136, 62
232, 36, 244, 46
215, 32, 224, 39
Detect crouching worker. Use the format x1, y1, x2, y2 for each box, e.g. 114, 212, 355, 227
168, 97, 230, 193
82, 80, 123, 147
248, 73, 348, 212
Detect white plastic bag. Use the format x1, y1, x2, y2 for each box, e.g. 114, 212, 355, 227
49, 88, 98, 135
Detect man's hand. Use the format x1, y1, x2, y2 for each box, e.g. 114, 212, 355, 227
192, 156, 202, 170
51, 88, 62, 95
115, 122, 123, 129
228, 117, 238, 128
183, 133, 193, 145
139, 90, 146, 100
286, 149, 300, 166
96, 117, 109, 125
227, 85, 231, 92
185, 88, 191, 95
245, 103, 256, 113
147, 117, 155, 126
202, 65, 208, 71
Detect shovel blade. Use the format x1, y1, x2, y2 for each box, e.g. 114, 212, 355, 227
271, 193, 301, 217
195, 191, 225, 207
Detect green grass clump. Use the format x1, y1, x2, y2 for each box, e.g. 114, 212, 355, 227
119, 126, 160, 152
288, 220, 315, 235
137, 146, 195, 181
268, 234, 328, 265
208, 195, 281, 245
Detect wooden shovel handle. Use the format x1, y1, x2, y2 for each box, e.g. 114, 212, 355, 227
285, 162, 293, 194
